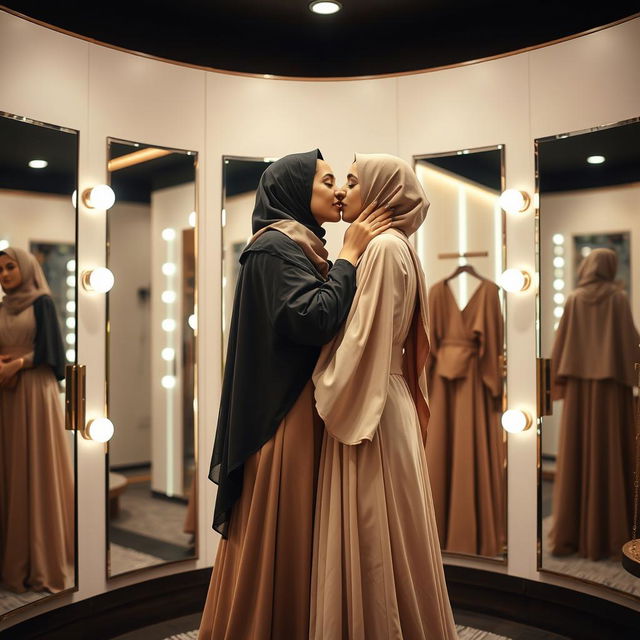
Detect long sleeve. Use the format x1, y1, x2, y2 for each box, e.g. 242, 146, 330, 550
253, 253, 356, 346
313, 234, 405, 445
33, 295, 66, 381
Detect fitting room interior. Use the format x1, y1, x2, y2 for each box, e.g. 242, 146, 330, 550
0, 2, 639, 638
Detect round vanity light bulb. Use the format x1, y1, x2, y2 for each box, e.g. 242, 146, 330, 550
553, 292, 565, 305
309, 1, 342, 14
552, 233, 565, 245
188, 313, 197, 330
161, 347, 175, 361
85, 417, 115, 443
189, 211, 196, 228
162, 319, 176, 332
82, 184, 116, 210
66, 349, 76, 362
498, 269, 531, 292
71, 190, 78, 208
553, 278, 565, 291
553, 306, 564, 319
587, 155, 605, 165
161, 375, 177, 389
162, 228, 176, 241
162, 262, 177, 276
28, 159, 48, 169
553, 257, 565, 268
66, 275, 75, 287
498, 189, 530, 214
66, 301, 76, 313
501, 409, 532, 433
82, 267, 115, 293
66, 317, 76, 329
67, 259, 76, 272
0, 239, 9, 251
161, 290, 176, 304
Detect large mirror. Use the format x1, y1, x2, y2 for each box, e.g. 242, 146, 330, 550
0, 112, 77, 617
537, 118, 640, 598
106, 138, 198, 577
414, 146, 508, 562
222, 156, 274, 360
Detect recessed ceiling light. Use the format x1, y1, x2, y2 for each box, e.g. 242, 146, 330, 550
28, 159, 48, 169
309, 1, 342, 15
587, 155, 605, 164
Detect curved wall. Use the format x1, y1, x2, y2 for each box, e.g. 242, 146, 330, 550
0, 9, 639, 630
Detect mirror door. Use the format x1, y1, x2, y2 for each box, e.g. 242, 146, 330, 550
414, 145, 508, 562
106, 138, 198, 577
0, 111, 78, 618
536, 118, 640, 598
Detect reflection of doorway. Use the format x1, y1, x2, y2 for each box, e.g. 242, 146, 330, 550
182, 228, 196, 498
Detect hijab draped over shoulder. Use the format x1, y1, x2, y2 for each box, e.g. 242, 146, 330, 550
0, 247, 51, 314
551, 248, 640, 397
313, 153, 432, 445
209, 149, 357, 536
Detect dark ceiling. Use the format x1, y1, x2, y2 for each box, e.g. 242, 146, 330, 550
416, 149, 503, 192
1, 2, 638, 77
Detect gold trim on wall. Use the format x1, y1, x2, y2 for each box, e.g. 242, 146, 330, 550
0, 6, 638, 82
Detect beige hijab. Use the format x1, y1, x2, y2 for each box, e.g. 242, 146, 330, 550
551, 247, 640, 395
0, 247, 52, 315
314, 153, 432, 445
356, 152, 430, 237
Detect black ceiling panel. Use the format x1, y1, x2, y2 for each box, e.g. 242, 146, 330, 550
1, 2, 637, 77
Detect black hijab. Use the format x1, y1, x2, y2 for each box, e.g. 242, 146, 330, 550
209, 149, 357, 537
251, 148, 326, 240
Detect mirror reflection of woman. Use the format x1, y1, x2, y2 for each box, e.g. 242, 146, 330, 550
0, 247, 73, 593
311, 155, 458, 639
549, 248, 640, 560
199, 150, 392, 639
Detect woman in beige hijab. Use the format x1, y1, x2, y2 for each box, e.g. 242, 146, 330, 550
550, 248, 640, 560
311, 154, 458, 639
0, 247, 74, 593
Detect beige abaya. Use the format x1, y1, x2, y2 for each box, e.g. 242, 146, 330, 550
425, 278, 506, 557
0, 304, 74, 593
549, 248, 640, 561
311, 154, 457, 640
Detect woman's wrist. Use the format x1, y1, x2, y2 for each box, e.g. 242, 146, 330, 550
337, 247, 359, 266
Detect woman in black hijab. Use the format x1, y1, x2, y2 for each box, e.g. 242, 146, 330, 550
199, 150, 393, 640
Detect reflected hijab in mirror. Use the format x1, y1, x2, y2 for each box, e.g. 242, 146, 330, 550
576, 248, 620, 303
247, 149, 329, 278
0, 247, 51, 315
356, 153, 430, 237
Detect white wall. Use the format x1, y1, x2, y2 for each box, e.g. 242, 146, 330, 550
1, 9, 639, 628
108, 202, 152, 468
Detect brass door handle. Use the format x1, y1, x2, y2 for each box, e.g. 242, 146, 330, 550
536, 358, 552, 417
65, 364, 86, 431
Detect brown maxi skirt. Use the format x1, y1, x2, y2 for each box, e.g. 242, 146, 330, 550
549, 378, 637, 561
198, 381, 323, 640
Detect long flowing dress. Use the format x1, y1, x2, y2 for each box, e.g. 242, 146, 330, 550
425, 279, 506, 558
549, 249, 640, 561
0, 302, 74, 593
311, 230, 458, 640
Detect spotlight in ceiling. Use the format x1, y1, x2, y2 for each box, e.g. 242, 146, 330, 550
309, 1, 342, 15
28, 159, 48, 169
587, 155, 605, 165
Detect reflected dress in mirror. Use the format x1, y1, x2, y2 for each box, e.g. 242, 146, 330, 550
0, 248, 73, 593
549, 248, 640, 560
426, 276, 505, 557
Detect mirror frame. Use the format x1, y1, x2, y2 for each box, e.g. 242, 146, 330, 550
0, 110, 79, 620
534, 115, 640, 601
413, 144, 508, 565
105, 136, 199, 580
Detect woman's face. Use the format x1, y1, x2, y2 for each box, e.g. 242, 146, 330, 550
310, 159, 342, 225
0, 254, 22, 292
338, 162, 362, 223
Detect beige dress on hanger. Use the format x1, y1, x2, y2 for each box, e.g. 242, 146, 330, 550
311, 230, 458, 640
0, 304, 74, 593
425, 279, 506, 557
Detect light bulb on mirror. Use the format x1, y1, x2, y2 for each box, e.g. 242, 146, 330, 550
161, 228, 176, 241
188, 313, 197, 331
82, 185, 116, 210
0, 239, 9, 251
161, 290, 176, 304
82, 267, 115, 293
162, 262, 177, 276
501, 409, 532, 433
498, 269, 531, 292
84, 417, 115, 442
161, 375, 177, 389
161, 347, 175, 361
189, 211, 196, 228
498, 189, 530, 214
